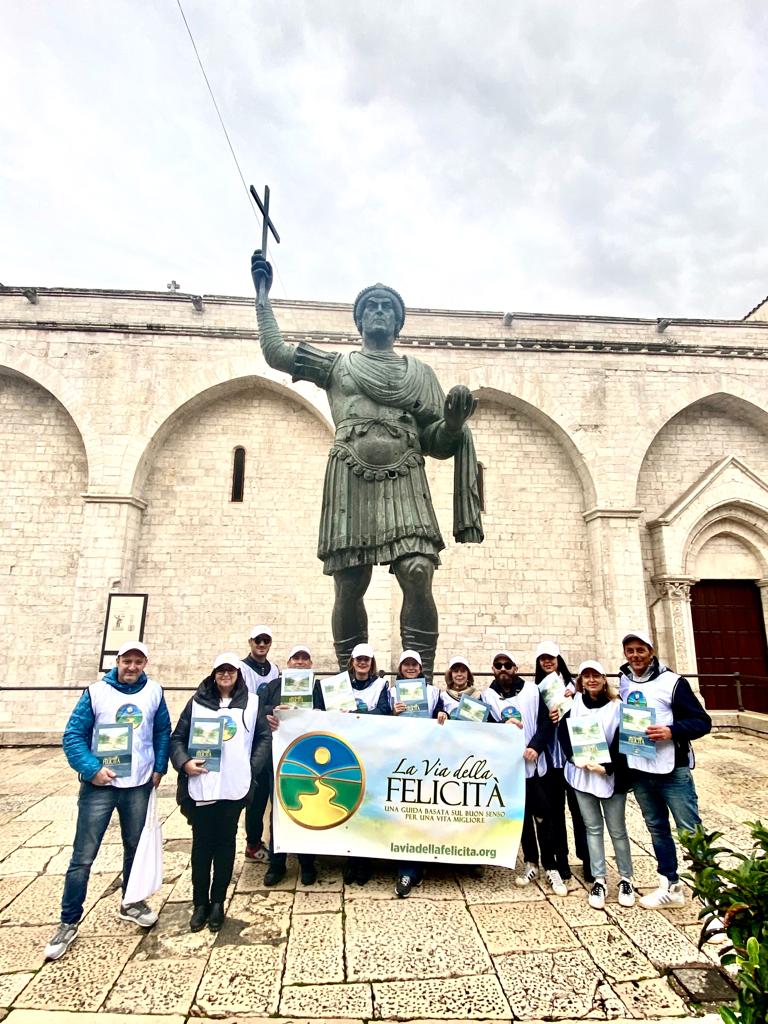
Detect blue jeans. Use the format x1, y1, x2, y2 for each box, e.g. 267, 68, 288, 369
631, 767, 702, 882
60, 779, 152, 924
574, 789, 632, 880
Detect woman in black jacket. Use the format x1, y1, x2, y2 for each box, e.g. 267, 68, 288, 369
171, 652, 271, 932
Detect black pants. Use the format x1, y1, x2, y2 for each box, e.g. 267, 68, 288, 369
520, 775, 557, 870
545, 766, 591, 879
190, 800, 243, 906
245, 763, 272, 846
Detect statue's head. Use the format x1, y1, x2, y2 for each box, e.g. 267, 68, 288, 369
353, 284, 406, 342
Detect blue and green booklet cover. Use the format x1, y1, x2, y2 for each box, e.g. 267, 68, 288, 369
396, 677, 429, 717
619, 704, 656, 759
93, 722, 133, 778
189, 717, 224, 772
455, 695, 490, 722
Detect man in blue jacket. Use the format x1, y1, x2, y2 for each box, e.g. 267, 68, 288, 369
44, 641, 171, 961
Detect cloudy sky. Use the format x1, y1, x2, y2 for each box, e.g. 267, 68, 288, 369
2, 0, 767, 318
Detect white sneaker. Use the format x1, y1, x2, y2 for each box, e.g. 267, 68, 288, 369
44, 922, 78, 961
588, 879, 606, 909
118, 900, 158, 927
515, 861, 538, 887
618, 878, 636, 907
639, 875, 685, 908
545, 869, 568, 897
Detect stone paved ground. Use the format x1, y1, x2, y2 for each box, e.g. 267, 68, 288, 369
1, 729, 765, 1024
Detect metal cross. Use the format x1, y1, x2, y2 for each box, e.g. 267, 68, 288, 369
167, 280, 180, 292
249, 184, 281, 307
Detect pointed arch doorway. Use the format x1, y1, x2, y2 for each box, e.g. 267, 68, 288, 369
690, 580, 768, 713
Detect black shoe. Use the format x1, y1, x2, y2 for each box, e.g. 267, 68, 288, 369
190, 905, 209, 932
355, 865, 372, 886
208, 902, 225, 932
343, 863, 357, 885
395, 875, 414, 898
264, 866, 286, 887
300, 866, 318, 886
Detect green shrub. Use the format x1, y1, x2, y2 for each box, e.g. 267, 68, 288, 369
681, 821, 768, 1024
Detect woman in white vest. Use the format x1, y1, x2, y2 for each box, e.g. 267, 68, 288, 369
171, 652, 271, 933
439, 656, 480, 718
557, 660, 635, 910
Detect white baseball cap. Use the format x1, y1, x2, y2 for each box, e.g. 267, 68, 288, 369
117, 641, 149, 658
492, 650, 517, 666
351, 642, 374, 659
212, 652, 241, 671
448, 655, 471, 670
288, 644, 312, 660
249, 625, 273, 640
621, 630, 654, 649
578, 659, 606, 676
535, 640, 560, 660
398, 649, 422, 666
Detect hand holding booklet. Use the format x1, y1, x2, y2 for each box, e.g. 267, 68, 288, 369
320, 671, 357, 712
280, 669, 315, 709
567, 714, 609, 768
188, 717, 224, 772
93, 723, 133, 778
395, 677, 429, 717
619, 704, 656, 759
538, 671, 573, 717
455, 695, 490, 722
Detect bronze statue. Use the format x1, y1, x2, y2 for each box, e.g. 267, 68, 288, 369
251, 251, 483, 677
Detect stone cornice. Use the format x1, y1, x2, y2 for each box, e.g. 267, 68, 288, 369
583, 507, 644, 522
81, 493, 148, 511
3, 319, 768, 360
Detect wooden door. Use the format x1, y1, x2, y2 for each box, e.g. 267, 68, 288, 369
690, 580, 768, 713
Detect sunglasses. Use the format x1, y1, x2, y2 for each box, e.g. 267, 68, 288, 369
493, 660, 514, 670
252, 636, 271, 644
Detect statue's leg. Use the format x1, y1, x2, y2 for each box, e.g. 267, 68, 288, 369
392, 554, 438, 681
332, 564, 373, 670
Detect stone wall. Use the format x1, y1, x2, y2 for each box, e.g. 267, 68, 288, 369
3, 285, 768, 728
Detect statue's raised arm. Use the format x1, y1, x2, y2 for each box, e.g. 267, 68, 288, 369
251, 249, 295, 376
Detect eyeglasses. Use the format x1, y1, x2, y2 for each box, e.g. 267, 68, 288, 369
216, 668, 238, 676
252, 636, 271, 644
353, 656, 371, 662
493, 660, 514, 670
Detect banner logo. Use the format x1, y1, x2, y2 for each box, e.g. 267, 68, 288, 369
276, 732, 365, 830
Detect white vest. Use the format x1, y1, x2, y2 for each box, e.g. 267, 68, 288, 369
187, 693, 259, 802
240, 660, 279, 705
564, 694, 620, 799
353, 677, 388, 712
89, 678, 163, 788
482, 681, 547, 778
619, 670, 678, 774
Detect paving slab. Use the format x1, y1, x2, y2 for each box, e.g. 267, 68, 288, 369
457, 865, 547, 904
14, 935, 141, 1010
294, 889, 343, 913
133, 900, 218, 959
346, 898, 492, 982
344, 869, 464, 901
103, 954, 206, 1014
284, 909, 345, 983
613, 977, 691, 1018
1, 871, 116, 926
470, 899, 579, 953
280, 982, 373, 1018
237, 858, 298, 892
0, 927, 55, 973
494, 949, 603, 1019
547, 891, 610, 927
222, 890, 294, 944
0, 847, 61, 876
575, 923, 657, 982
0, 975, 33, 1010
608, 905, 710, 969
0, 876, 35, 915
4, 1012, 186, 1024
79, 883, 171, 935
668, 966, 738, 1004
372, 975, 512, 1020
193, 943, 283, 1016
0, 824, 48, 861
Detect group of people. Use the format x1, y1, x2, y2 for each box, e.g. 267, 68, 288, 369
43, 625, 713, 961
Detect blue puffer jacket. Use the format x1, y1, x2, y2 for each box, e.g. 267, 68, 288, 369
62, 667, 172, 782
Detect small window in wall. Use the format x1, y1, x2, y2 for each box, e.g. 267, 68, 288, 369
231, 447, 246, 502
477, 462, 486, 512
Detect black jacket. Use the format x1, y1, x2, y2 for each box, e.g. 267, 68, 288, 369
170, 671, 271, 816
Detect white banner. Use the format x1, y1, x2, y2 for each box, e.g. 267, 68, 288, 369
271, 709, 526, 867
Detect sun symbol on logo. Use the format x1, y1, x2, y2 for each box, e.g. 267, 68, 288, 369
276, 733, 364, 830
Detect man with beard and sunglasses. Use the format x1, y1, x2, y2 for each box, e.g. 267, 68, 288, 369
482, 650, 566, 896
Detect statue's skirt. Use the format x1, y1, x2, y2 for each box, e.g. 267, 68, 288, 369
318, 445, 445, 575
